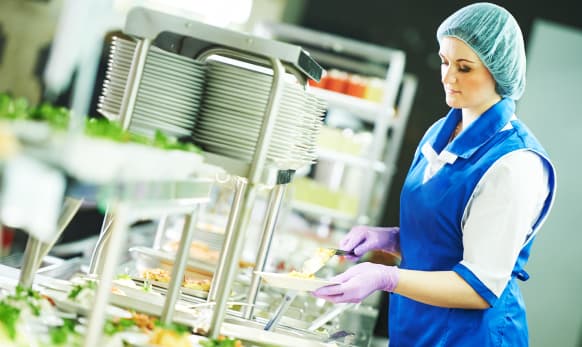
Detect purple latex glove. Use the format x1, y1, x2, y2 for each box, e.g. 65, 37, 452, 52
340, 226, 400, 260
312, 262, 399, 303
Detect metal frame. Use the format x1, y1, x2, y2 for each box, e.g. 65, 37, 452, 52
109, 7, 320, 340
82, 179, 213, 347
372, 74, 418, 224
255, 21, 409, 225
124, 7, 322, 82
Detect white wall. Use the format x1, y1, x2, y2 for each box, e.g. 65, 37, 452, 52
517, 20, 582, 347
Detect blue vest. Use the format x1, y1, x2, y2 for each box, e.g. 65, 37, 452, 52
389, 98, 556, 346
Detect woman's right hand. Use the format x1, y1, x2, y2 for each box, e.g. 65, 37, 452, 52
339, 226, 400, 260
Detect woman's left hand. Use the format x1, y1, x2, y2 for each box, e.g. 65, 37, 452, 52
311, 262, 399, 303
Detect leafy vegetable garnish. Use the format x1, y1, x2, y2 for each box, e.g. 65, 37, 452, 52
0, 302, 20, 340
142, 279, 152, 293
0, 93, 202, 153
29, 103, 70, 130
10, 285, 42, 316
84, 117, 144, 143
50, 318, 77, 345
116, 273, 132, 280
103, 317, 137, 336
13, 285, 41, 300
0, 93, 29, 120
68, 280, 97, 300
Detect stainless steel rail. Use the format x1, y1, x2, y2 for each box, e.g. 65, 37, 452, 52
243, 182, 287, 319
161, 209, 200, 323
18, 197, 84, 287
119, 38, 151, 131
207, 56, 287, 338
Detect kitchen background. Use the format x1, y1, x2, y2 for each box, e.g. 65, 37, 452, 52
1, 1, 580, 346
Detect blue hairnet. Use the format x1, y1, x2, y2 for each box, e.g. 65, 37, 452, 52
437, 3, 526, 100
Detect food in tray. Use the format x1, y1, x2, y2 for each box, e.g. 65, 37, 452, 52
104, 312, 154, 335
164, 241, 255, 269
200, 336, 244, 347
0, 285, 85, 347
183, 278, 211, 292
165, 240, 220, 264
1, 283, 225, 347
142, 268, 212, 293
149, 323, 193, 347
67, 279, 98, 307
143, 268, 172, 283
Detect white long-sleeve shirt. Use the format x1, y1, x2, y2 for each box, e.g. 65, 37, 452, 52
422, 122, 550, 297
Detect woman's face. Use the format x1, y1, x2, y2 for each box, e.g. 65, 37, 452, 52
439, 37, 500, 116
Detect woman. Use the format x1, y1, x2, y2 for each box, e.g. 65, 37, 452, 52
313, 3, 556, 346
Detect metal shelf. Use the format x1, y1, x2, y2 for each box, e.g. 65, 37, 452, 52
291, 200, 360, 226
309, 87, 394, 123
317, 148, 386, 172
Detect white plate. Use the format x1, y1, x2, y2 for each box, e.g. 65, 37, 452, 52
142, 63, 205, 81
132, 111, 196, 129
129, 117, 192, 136
109, 53, 133, 65
109, 58, 132, 70
144, 60, 205, 79
133, 101, 199, 118
194, 135, 311, 162
133, 99, 198, 119
203, 90, 307, 116
206, 82, 305, 103
149, 46, 205, 66
132, 111, 195, 130
140, 76, 205, 95
194, 124, 299, 150
255, 272, 339, 292
199, 105, 306, 127
137, 87, 202, 105
146, 55, 205, 73
208, 70, 305, 96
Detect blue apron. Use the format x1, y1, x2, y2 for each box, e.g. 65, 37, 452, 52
389, 98, 556, 346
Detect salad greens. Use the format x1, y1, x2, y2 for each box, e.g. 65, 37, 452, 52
49, 318, 77, 345
103, 317, 137, 336
0, 93, 69, 130
0, 92, 201, 153
12, 285, 43, 316
0, 301, 20, 340
67, 280, 97, 300
0, 286, 45, 341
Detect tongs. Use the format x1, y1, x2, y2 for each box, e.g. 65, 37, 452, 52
330, 249, 356, 257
